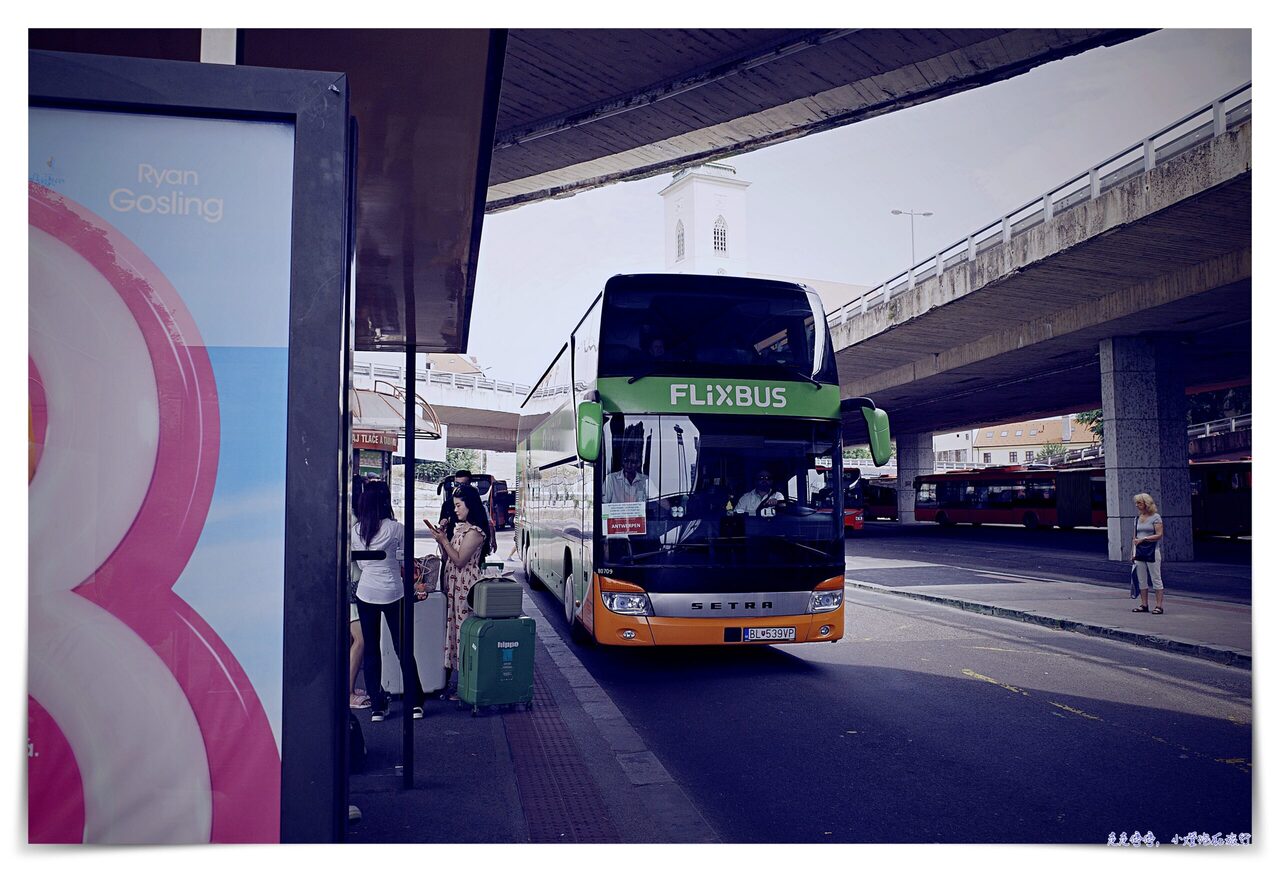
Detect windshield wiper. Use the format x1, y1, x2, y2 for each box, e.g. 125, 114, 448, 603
627, 541, 710, 562
627, 369, 670, 384
754, 362, 823, 389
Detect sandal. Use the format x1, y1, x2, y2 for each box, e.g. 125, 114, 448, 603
1132, 606, 1149, 613
1152, 607, 1164, 615
349, 691, 371, 709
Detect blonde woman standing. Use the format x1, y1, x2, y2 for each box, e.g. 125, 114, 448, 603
1130, 493, 1166, 615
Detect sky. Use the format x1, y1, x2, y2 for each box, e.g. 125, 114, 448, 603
466, 28, 1252, 385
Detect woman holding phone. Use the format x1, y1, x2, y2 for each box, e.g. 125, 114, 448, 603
423, 483, 492, 699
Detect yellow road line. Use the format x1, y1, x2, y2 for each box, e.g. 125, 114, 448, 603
1048, 701, 1101, 721
961, 668, 1028, 696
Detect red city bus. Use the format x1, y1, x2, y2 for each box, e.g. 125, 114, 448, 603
813, 464, 864, 532
864, 477, 899, 521
1190, 460, 1251, 537
914, 467, 1105, 529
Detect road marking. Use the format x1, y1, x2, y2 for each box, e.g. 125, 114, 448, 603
1048, 701, 1101, 721
971, 570, 1057, 583
965, 645, 1068, 657
961, 668, 1028, 696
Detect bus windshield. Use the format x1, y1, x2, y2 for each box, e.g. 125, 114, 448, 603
597, 281, 837, 384
599, 414, 842, 567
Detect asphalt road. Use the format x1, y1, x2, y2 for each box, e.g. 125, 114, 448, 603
844, 522, 1251, 603
524, 561, 1253, 844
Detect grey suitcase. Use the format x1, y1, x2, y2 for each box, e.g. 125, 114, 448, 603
468, 578, 524, 619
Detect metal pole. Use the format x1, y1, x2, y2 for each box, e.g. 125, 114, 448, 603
909, 213, 916, 268
401, 217, 417, 790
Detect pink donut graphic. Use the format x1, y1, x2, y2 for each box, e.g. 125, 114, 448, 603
29, 182, 280, 843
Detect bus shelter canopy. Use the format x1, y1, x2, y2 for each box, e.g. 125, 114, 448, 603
350, 387, 442, 440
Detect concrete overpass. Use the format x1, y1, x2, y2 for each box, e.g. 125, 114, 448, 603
829, 83, 1251, 561
352, 359, 528, 453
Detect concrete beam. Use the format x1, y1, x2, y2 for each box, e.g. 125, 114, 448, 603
442, 424, 519, 453
845, 248, 1250, 400
832, 120, 1251, 354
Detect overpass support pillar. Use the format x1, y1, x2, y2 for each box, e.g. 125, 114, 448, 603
895, 431, 934, 524
1100, 336, 1193, 561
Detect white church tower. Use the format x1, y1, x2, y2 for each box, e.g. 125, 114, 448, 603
658, 162, 750, 275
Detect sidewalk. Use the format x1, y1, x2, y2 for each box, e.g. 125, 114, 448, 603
844, 558, 1252, 669
346, 557, 718, 844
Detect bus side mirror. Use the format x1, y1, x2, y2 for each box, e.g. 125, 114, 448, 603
577, 401, 602, 463
841, 396, 892, 467
864, 407, 892, 467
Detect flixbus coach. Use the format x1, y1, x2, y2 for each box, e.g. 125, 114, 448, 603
515, 274, 891, 646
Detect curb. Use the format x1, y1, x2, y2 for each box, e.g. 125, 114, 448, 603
844, 580, 1251, 670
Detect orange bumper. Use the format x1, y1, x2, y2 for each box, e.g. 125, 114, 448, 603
588, 575, 845, 646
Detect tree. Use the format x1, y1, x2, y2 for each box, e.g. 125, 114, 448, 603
1187, 385, 1250, 425
415, 447, 484, 483
1074, 410, 1103, 441
1035, 443, 1066, 463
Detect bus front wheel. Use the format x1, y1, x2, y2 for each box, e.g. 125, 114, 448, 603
936, 511, 955, 527
1022, 512, 1040, 530
564, 555, 593, 646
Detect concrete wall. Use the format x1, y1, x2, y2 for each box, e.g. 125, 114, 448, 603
1101, 336, 1193, 561
895, 432, 934, 523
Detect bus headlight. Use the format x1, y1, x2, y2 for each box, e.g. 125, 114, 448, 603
601, 592, 652, 616
809, 590, 843, 613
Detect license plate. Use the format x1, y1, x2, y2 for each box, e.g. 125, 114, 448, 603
744, 627, 796, 642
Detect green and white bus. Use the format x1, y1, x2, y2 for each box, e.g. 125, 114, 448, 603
515, 274, 891, 646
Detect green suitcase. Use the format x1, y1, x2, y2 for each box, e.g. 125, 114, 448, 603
457, 615, 536, 715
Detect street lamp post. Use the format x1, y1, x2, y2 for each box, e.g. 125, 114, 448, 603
890, 208, 933, 276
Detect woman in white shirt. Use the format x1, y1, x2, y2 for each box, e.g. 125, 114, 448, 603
352, 480, 425, 722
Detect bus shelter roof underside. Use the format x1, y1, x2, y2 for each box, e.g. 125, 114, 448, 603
30, 28, 1146, 357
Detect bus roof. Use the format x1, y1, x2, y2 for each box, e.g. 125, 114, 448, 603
605, 273, 814, 297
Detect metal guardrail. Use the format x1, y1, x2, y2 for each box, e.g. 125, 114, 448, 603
352, 361, 532, 397
1189, 413, 1251, 439
828, 81, 1252, 328
1049, 414, 1250, 466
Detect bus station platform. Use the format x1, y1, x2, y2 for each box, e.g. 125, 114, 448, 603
346, 531, 718, 844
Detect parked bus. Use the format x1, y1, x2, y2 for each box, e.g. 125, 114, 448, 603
914, 467, 1105, 529
1190, 460, 1251, 537
490, 479, 516, 530
438, 473, 507, 530
515, 274, 892, 646
915, 461, 1251, 536
812, 463, 865, 532
864, 477, 899, 521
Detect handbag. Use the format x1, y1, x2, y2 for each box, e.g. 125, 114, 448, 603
1134, 516, 1157, 562
1129, 564, 1141, 599
413, 554, 441, 593
348, 560, 362, 603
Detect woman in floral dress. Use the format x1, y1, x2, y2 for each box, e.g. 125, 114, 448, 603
423, 483, 492, 699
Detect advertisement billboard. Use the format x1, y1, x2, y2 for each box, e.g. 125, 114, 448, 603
28, 106, 294, 843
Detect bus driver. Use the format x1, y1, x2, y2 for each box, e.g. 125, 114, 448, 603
604, 452, 649, 503
735, 469, 784, 514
